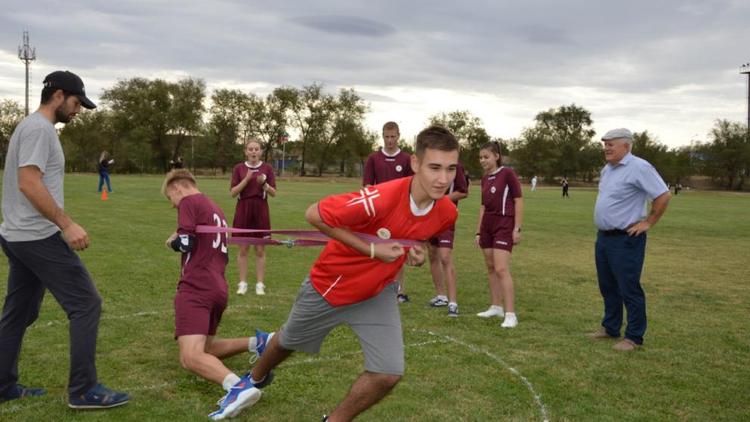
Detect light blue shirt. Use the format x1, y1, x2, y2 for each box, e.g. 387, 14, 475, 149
594, 153, 668, 230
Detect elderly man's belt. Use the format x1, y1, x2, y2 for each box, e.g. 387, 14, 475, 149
599, 229, 628, 236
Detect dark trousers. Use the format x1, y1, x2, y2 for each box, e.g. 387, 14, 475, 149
595, 231, 647, 344
0, 233, 101, 396
97, 172, 112, 192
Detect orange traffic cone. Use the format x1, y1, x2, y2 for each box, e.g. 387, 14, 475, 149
101, 190, 108, 201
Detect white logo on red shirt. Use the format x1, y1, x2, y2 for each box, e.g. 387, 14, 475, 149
346, 187, 381, 217
377, 228, 391, 239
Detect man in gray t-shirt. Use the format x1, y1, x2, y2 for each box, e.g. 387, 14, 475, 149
0, 70, 128, 409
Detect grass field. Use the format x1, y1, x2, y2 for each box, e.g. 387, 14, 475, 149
0, 174, 748, 421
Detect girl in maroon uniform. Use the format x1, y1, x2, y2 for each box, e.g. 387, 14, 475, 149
475, 142, 524, 328
230, 140, 277, 296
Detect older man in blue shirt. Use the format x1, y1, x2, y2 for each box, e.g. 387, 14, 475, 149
590, 128, 671, 351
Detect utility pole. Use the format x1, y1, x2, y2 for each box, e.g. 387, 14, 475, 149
18, 31, 36, 116
741, 63, 750, 130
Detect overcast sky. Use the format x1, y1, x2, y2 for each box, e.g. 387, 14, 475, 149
1, 0, 748, 148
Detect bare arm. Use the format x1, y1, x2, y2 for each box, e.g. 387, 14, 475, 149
305, 203, 404, 262
627, 191, 671, 236
475, 205, 485, 247
513, 197, 524, 244
229, 171, 253, 198
447, 191, 467, 203
18, 166, 89, 250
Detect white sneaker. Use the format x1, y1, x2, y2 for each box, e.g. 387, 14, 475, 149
255, 282, 266, 295
476, 306, 504, 318
236, 281, 248, 295
501, 312, 518, 328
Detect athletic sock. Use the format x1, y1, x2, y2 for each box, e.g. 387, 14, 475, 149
438, 295, 448, 301
248, 337, 257, 353
250, 374, 266, 385
223, 373, 241, 391
449, 302, 457, 307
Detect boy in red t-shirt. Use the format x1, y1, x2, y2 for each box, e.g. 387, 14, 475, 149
245, 126, 460, 421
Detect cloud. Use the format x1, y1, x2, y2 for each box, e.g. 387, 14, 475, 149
291, 15, 396, 37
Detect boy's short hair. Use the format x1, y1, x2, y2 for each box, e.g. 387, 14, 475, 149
382, 121, 400, 133
415, 125, 459, 158
161, 169, 197, 197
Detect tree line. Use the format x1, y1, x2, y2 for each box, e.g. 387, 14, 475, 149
0, 79, 748, 189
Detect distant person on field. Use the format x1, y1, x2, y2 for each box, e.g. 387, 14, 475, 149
170, 155, 184, 170
674, 183, 682, 195
230, 139, 276, 296
561, 177, 569, 198
589, 128, 671, 351
475, 141, 523, 328
428, 162, 468, 317
97, 151, 114, 193
163, 169, 272, 420
245, 125, 459, 421
0, 70, 128, 409
530, 175, 537, 191
363, 121, 414, 303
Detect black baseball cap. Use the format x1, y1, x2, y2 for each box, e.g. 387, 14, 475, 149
42, 70, 96, 109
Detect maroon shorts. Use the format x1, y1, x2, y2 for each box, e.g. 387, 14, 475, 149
174, 288, 227, 338
429, 226, 455, 249
232, 198, 271, 238
478, 214, 514, 252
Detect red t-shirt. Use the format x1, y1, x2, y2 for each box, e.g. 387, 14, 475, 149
176, 193, 229, 294
362, 149, 413, 186
481, 167, 522, 216
231, 162, 276, 200
310, 177, 457, 306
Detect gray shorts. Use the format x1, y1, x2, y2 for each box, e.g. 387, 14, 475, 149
278, 278, 404, 375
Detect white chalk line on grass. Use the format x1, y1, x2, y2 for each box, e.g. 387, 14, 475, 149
15, 308, 550, 421
421, 330, 550, 422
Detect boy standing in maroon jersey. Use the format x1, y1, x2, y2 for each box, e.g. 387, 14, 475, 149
362, 121, 413, 302
163, 169, 268, 420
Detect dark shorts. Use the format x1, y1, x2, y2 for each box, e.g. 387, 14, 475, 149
232, 198, 271, 238
174, 288, 227, 338
429, 226, 455, 249
479, 214, 514, 252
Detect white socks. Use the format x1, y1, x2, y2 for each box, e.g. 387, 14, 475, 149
501, 312, 518, 328
222, 373, 241, 391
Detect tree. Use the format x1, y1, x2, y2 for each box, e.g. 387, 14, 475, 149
205, 89, 251, 173
699, 120, 750, 190
59, 110, 115, 172
533, 104, 597, 178
0, 100, 24, 168
101, 77, 206, 173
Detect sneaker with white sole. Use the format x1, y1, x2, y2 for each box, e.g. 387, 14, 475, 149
447, 303, 459, 317
429, 296, 449, 307
68, 383, 129, 409
255, 282, 266, 295
476, 306, 504, 318
236, 281, 248, 295
501, 312, 518, 328
208, 375, 262, 420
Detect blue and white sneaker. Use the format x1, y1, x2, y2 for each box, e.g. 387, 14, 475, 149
68, 383, 129, 409
251, 370, 275, 389
255, 329, 271, 356
208, 375, 262, 420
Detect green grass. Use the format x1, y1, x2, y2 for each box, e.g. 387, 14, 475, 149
0, 175, 748, 421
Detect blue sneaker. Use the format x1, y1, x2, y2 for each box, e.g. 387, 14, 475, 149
68, 383, 129, 409
255, 329, 271, 356
208, 375, 262, 420
0, 383, 45, 403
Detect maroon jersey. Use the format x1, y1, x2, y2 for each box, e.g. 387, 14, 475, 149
481, 167, 522, 216
447, 163, 469, 205
231, 161, 276, 200
362, 149, 413, 186
176, 193, 229, 294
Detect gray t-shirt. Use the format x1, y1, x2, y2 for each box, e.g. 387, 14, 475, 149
0, 112, 65, 241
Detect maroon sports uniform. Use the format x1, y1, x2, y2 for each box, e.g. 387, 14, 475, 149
362, 149, 413, 186
231, 161, 275, 238
429, 163, 469, 249
173, 193, 229, 337
312, 177, 458, 306
479, 167, 522, 251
